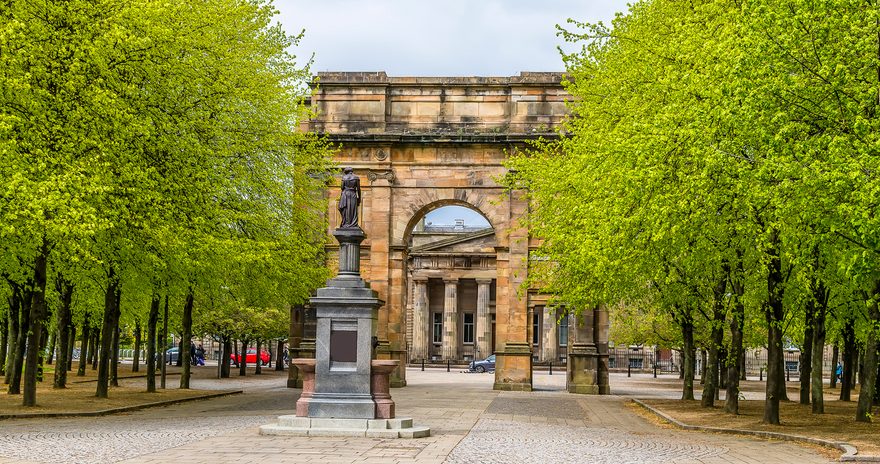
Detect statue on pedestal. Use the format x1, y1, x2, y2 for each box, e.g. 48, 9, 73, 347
338, 167, 361, 229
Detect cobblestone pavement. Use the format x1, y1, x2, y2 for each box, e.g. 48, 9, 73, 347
0, 370, 835, 464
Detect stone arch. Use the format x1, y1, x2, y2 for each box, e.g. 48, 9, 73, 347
392, 189, 508, 248
401, 199, 498, 247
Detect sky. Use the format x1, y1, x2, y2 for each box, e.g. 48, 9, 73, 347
274, 0, 631, 77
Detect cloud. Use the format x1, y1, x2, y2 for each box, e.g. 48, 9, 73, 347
274, 0, 629, 76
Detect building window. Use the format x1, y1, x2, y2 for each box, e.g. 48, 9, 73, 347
558, 314, 569, 347
433, 312, 443, 344
532, 312, 540, 345
463, 313, 474, 344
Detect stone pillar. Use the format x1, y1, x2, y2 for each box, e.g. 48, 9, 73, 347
442, 278, 458, 360
493, 189, 532, 391
411, 277, 429, 361
594, 306, 610, 394
567, 309, 599, 394
541, 307, 558, 363
476, 279, 492, 359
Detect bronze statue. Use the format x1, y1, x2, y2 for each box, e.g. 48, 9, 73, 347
338, 167, 361, 228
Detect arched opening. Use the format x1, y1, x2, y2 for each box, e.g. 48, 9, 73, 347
405, 203, 497, 365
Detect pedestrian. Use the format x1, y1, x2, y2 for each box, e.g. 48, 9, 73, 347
835, 362, 843, 381
196, 344, 205, 366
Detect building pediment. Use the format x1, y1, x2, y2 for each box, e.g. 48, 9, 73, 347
410, 229, 495, 254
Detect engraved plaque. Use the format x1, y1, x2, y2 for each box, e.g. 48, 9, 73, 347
330, 330, 357, 363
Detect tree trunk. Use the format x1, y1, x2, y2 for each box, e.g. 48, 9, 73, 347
146, 295, 159, 393
220, 337, 231, 378
811, 301, 827, 414
239, 339, 248, 377
255, 339, 262, 375
96, 270, 120, 398
110, 290, 121, 388
841, 319, 856, 401
46, 331, 55, 365
23, 245, 49, 407
53, 278, 73, 388
702, 272, 727, 407
77, 314, 90, 376
725, 301, 745, 414
179, 288, 194, 390
36, 322, 49, 383
856, 280, 880, 422
8, 287, 31, 394
699, 349, 707, 385
67, 325, 76, 371
132, 321, 141, 373
830, 343, 839, 389
763, 231, 784, 425
161, 295, 168, 390
799, 300, 815, 405
275, 339, 285, 372
681, 317, 695, 400
3, 285, 20, 383
0, 305, 6, 378
702, 325, 724, 407
90, 328, 99, 370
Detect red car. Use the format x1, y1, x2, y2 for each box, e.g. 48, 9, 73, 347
231, 349, 270, 366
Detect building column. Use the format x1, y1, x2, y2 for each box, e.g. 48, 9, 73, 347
476, 279, 492, 359
411, 277, 429, 361
541, 307, 558, 363
442, 278, 458, 360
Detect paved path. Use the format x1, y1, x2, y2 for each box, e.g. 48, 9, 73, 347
0, 370, 834, 464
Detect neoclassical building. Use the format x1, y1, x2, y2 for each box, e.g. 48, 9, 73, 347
304, 72, 609, 393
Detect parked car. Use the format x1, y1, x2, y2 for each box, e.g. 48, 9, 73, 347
231, 349, 270, 366
469, 354, 495, 373
165, 347, 179, 364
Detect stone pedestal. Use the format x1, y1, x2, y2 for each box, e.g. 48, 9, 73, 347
261, 224, 429, 438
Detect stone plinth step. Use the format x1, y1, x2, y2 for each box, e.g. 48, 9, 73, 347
259, 415, 430, 439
